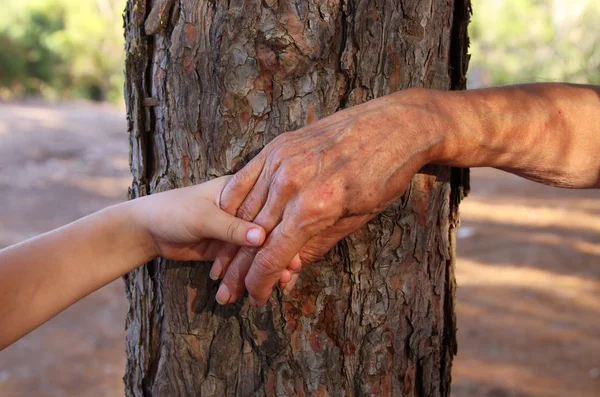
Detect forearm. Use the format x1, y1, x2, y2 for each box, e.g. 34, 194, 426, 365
0, 201, 155, 350
428, 83, 600, 188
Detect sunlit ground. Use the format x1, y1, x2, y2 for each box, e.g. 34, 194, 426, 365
453, 168, 600, 397
0, 101, 130, 397
0, 103, 598, 396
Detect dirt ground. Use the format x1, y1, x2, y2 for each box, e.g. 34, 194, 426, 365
0, 101, 598, 397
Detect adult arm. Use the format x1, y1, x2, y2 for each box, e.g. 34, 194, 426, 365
0, 177, 265, 350
213, 83, 600, 306
433, 83, 600, 187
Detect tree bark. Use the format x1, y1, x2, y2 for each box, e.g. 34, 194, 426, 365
123, 1, 470, 396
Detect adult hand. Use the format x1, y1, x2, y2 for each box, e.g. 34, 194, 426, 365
211, 89, 445, 306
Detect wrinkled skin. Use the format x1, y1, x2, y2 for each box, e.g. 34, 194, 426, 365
211, 89, 442, 306
209, 83, 600, 306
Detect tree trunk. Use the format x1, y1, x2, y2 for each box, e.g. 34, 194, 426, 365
123, 1, 470, 396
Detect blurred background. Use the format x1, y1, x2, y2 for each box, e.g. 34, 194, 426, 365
0, 0, 124, 103
0, 0, 598, 396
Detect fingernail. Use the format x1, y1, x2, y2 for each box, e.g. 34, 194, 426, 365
246, 228, 262, 245
248, 296, 258, 307
215, 284, 231, 305
209, 260, 221, 280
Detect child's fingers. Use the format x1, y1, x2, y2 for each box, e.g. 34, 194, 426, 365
202, 209, 265, 247
287, 254, 302, 271
210, 243, 239, 280
280, 269, 293, 284
283, 273, 300, 295
278, 254, 302, 291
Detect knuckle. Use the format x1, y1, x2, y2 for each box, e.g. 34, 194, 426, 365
277, 224, 296, 241
269, 132, 290, 148
220, 178, 241, 213
220, 195, 234, 213
226, 220, 241, 242
253, 249, 281, 278
233, 168, 251, 186
267, 137, 290, 163
296, 196, 333, 218
267, 133, 304, 171
272, 163, 302, 194
292, 196, 342, 235
236, 203, 255, 221
313, 197, 332, 214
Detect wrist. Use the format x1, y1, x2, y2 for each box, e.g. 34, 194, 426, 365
423, 89, 465, 165
386, 88, 456, 165
123, 199, 160, 262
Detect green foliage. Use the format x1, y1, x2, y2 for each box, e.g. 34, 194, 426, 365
1, 0, 598, 101
0, 0, 124, 102
469, 0, 600, 87
0, 33, 27, 88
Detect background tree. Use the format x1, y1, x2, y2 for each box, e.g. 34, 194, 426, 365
123, 1, 470, 396
469, 0, 600, 86
2, 0, 598, 102
0, 0, 125, 101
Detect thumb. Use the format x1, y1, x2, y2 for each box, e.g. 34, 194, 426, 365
203, 208, 266, 247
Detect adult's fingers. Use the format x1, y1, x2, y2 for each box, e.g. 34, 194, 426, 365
210, 243, 240, 280
298, 214, 374, 262
282, 273, 300, 294
244, 219, 316, 306
220, 151, 266, 215
214, 190, 288, 304
215, 245, 259, 304
234, 169, 271, 221
279, 254, 302, 289
210, 171, 271, 280
279, 216, 375, 294
211, 152, 270, 282
276, 230, 345, 294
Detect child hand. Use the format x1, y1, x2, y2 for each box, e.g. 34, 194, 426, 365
133, 176, 266, 262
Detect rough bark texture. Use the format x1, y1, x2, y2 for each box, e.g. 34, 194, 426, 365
123, 1, 470, 396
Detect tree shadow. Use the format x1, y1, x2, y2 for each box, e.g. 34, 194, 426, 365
455, 166, 600, 397
453, 284, 600, 397
458, 167, 600, 280
457, 218, 600, 280
466, 167, 600, 205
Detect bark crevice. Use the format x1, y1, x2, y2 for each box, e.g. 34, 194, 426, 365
124, 1, 470, 396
